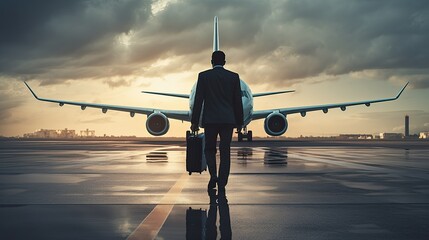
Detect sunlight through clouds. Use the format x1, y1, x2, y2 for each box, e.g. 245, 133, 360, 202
151, 0, 177, 15
116, 31, 135, 48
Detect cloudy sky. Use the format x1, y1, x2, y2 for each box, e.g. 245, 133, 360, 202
1, 0, 428, 137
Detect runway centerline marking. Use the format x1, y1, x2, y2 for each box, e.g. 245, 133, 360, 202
126, 173, 189, 240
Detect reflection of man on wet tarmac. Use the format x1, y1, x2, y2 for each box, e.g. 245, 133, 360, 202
191, 51, 244, 195
186, 191, 232, 239
206, 191, 232, 239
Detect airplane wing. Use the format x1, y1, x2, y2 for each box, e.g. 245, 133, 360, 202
24, 82, 190, 121
252, 82, 408, 120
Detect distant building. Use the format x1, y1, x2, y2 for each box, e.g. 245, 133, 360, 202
338, 134, 373, 140
58, 128, 77, 138
80, 129, 95, 137
22, 128, 138, 139
405, 115, 410, 137
23, 128, 77, 138
379, 133, 403, 140
24, 129, 54, 138
420, 132, 429, 139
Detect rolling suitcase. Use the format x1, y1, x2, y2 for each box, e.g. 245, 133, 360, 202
186, 207, 207, 239
186, 131, 207, 175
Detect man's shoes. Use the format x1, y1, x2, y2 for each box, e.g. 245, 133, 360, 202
208, 177, 218, 190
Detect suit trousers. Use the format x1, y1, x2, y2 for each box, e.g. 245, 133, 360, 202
204, 124, 234, 188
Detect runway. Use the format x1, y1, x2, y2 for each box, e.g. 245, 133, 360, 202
1, 140, 428, 239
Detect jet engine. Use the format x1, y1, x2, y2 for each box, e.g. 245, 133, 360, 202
264, 112, 288, 136
146, 113, 170, 136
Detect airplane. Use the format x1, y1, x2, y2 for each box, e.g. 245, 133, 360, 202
24, 16, 408, 142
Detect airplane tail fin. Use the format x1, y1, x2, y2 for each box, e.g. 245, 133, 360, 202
142, 91, 189, 99
213, 16, 219, 52
252, 90, 295, 98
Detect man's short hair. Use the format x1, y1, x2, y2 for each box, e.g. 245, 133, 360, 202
212, 51, 226, 65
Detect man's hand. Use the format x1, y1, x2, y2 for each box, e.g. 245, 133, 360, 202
190, 123, 199, 132
236, 127, 242, 133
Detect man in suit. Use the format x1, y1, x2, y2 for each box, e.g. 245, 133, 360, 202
191, 51, 244, 195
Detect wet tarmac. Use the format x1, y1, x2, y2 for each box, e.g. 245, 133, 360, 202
0, 140, 428, 239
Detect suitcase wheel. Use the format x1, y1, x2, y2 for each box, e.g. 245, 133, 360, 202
189, 172, 192, 175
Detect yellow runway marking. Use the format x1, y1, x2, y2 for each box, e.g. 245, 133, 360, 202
127, 173, 189, 240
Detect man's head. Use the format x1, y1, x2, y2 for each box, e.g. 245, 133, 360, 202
211, 51, 226, 66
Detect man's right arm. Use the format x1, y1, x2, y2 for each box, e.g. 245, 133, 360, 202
191, 73, 204, 125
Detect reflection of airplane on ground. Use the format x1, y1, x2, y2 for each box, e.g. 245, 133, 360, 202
25, 16, 408, 141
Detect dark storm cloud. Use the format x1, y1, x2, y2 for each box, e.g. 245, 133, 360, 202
0, 0, 151, 82
236, 0, 429, 86
0, 0, 272, 85
0, 0, 429, 88
129, 0, 270, 66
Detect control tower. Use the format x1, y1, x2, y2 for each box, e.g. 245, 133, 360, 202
405, 115, 409, 137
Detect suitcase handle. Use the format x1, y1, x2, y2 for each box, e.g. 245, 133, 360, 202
187, 130, 199, 138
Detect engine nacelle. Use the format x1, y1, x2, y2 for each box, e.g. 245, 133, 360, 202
146, 113, 170, 136
264, 112, 288, 136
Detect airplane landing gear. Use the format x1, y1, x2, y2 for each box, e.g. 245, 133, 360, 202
237, 127, 252, 142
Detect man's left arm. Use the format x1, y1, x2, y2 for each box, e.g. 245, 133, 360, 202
233, 74, 244, 128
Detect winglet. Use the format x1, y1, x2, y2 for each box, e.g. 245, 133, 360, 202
24, 81, 40, 100
395, 82, 409, 99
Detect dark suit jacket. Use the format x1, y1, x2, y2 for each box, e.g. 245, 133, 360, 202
191, 66, 244, 127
